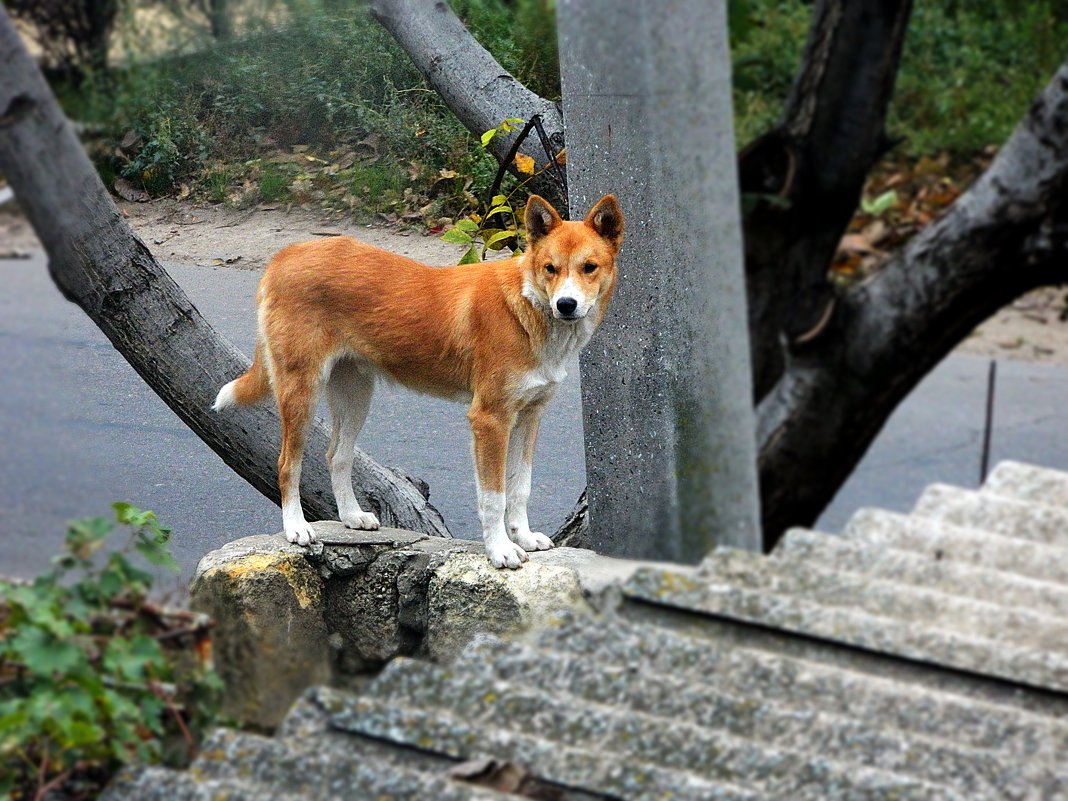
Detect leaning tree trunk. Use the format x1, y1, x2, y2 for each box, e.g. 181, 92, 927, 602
369, 0, 567, 211
757, 60, 1068, 546
0, 7, 450, 538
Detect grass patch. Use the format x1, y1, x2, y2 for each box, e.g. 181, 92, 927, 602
258, 165, 291, 203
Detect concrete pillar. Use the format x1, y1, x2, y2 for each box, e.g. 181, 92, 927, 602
558, 0, 761, 561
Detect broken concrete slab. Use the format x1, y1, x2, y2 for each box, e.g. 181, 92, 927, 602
190, 536, 332, 729
425, 552, 587, 661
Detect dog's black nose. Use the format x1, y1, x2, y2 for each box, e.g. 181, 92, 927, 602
556, 297, 578, 316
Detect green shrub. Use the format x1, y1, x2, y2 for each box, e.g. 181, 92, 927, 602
729, 0, 813, 147
891, 0, 1068, 154
56, 0, 1068, 207
120, 106, 212, 195
455, 0, 561, 100
0, 505, 221, 801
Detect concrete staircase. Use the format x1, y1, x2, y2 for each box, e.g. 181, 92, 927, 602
104, 461, 1068, 800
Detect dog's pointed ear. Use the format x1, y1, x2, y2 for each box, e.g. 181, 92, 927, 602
524, 195, 562, 245
585, 194, 624, 250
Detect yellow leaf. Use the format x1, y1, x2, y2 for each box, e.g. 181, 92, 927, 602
514, 153, 535, 175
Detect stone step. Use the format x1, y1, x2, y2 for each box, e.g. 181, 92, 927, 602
190, 727, 515, 801
842, 508, 1068, 587
699, 546, 1068, 651
101, 766, 301, 801
330, 676, 756, 801
915, 484, 1068, 548
532, 609, 1068, 759
623, 563, 1068, 692
454, 634, 1050, 799
774, 528, 1068, 618
984, 460, 1068, 509
275, 689, 330, 738
341, 656, 963, 801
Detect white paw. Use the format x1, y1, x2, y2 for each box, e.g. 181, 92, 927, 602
512, 528, 554, 552
285, 520, 317, 547
341, 511, 380, 531
486, 539, 528, 570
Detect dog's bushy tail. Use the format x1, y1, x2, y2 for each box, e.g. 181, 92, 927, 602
213, 341, 271, 410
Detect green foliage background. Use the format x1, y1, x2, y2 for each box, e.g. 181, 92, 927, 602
48, 0, 1068, 202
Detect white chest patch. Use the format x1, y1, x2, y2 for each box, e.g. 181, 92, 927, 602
514, 311, 596, 405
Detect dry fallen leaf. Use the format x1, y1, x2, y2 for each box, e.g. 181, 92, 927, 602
514, 153, 535, 175
446, 757, 563, 798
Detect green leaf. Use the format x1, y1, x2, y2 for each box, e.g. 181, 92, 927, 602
104, 637, 164, 682
454, 218, 480, 234
458, 246, 480, 265
491, 194, 509, 207
486, 205, 513, 218
11, 628, 86, 675
134, 528, 178, 572
441, 228, 473, 244
64, 517, 112, 564
484, 230, 517, 249
861, 189, 898, 216
480, 128, 497, 148
113, 502, 155, 527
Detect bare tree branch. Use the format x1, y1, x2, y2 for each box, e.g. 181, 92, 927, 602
0, 7, 451, 538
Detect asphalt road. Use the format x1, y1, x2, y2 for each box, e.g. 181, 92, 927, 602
4, 252, 1068, 589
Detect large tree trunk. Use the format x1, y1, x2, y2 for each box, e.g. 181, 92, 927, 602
0, 7, 450, 538
369, 0, 566, 210
757, 61, 1068, 546
740, 0, 914, 401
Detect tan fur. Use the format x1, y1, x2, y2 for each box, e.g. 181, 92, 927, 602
228, 341, 271, 405
219, 194, 624, 567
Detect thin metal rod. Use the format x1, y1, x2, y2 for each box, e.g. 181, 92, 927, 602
980, 359, 997, 484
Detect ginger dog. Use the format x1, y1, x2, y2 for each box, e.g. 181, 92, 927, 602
214, 194, 623, 568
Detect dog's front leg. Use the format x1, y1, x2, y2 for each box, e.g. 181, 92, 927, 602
506, 406, 554, 553
469, 400, 526, 569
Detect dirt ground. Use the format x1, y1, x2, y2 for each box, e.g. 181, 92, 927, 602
3, 198, 1067, 368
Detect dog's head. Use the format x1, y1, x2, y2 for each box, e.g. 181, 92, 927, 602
522, 194, 624, 323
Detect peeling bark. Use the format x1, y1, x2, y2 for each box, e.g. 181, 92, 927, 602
0, 8, 450, 538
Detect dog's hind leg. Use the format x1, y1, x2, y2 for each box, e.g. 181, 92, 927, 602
505, 405, 553, 553
325, 359, 380, 530
276, 367, 320, 546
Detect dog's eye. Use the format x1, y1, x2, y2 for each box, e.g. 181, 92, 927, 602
545, 263, 557, 274
583, 262, 597, 274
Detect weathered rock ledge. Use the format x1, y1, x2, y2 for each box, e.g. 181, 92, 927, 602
191, 522, 678, 727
